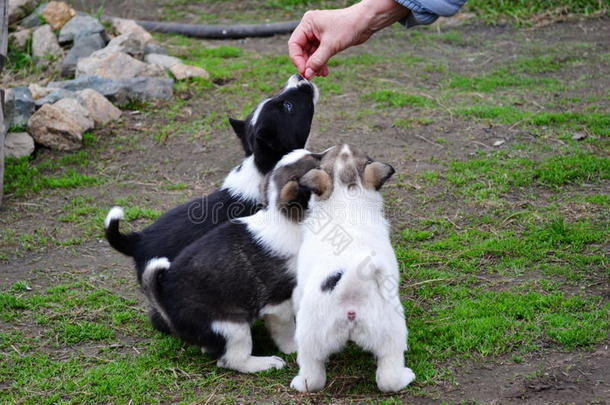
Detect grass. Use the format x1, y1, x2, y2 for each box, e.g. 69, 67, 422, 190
465, 0, 608, 25
1, 5, 609, 402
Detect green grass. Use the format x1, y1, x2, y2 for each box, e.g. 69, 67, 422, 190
449, 68, 561, 92
466, 0, 608, 24
365, 90, 434, 108
4, 157, 103, 197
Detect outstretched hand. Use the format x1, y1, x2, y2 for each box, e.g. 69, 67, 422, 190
288, 0, 410, 79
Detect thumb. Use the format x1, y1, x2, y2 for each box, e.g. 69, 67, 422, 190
306, 44, 334, 75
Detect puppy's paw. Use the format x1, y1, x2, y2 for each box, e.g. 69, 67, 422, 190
290, 374, 325, 392
376, 367, 415, 393
219, 355, 286, 373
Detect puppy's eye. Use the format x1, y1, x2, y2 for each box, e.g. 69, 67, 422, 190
283, 101, 293, 112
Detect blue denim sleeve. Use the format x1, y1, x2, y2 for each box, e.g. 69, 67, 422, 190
394, 0, 466, 27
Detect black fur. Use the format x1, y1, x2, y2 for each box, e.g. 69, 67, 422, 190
105, 76, 317, 282
146, 221, 296, 356
321, 271, 344, 292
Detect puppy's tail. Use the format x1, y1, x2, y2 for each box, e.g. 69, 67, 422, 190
104, 207, 140, 257
142, 257, 174, 333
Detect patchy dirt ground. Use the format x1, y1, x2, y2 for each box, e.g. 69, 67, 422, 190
1, 3, 609, 403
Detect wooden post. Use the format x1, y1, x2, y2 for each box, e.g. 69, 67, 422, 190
0, 0, 8, 207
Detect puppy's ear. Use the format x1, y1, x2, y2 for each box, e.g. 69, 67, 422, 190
363, 162, 395, 191
300, 169, 332, 200
279, 180, 300, 204
228, 117, 246, 139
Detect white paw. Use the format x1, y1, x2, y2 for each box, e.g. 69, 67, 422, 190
290, 374, 325, 392
218, 355, 286, 373
376, 367, 415, 392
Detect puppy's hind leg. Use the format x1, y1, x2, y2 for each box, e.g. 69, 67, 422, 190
262, 300, 297, 354
213, 321, 285, 373
369, 311, 415, 392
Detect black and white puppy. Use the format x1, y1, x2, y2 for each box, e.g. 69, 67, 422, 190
104, 74, 318, 281
140, 149, 331, 373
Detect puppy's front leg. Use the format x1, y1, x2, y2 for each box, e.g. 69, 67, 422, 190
263, 300, 297, 354
213, 321, 286, 373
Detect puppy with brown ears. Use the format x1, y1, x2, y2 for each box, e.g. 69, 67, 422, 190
291, 144, 415, 393
140, 149, 331, 373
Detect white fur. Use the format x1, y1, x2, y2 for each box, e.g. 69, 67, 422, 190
284, 74, 319, 105
104, 206, 124, 229
221, 155, 264, 202
212, 321, 286, 372
260, 300, 298, 354
142, 257, 172, 330
250, 98, 270, 127
291, 160, 415, 392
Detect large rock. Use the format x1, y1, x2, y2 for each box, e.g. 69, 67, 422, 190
76, 52, 164, 80
34, 89, 77, 107
4, 87, 35, 128
49, 75, 129, 105
145, 53, 181, 69
49, 75, 173, 105
41, 1, 75, 30
144, 43, 167, 56
90, 33, 146, 59
77, 89, 122, 125
121, 77, 174, 102
58, 14, 105, 44
27, 104, 84, 151
4, 132, 35, 158
61, 32, 106, 77
8, 0, 38, 24
170, 64, 210, 80
32, 25, 63, 66
8, 29, 32, 51
20, 2, 48, 28
112, 18, 152, 44
53, 98, 94, 132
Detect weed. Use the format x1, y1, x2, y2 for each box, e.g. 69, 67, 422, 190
365, 90, 434, 108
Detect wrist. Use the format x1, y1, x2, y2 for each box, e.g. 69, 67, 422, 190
353, 0, 410, 33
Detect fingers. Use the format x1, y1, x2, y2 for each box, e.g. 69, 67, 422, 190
288, 40, 307, 76
305, 44, 333, 78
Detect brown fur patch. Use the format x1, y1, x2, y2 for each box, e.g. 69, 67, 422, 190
300, 169, 332, 199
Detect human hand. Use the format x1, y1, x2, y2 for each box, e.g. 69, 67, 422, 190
288, 0, 410, 79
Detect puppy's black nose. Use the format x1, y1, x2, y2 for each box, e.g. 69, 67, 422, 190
295, 74, 305, 81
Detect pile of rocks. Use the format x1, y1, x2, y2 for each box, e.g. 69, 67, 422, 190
4, 0, 210, 156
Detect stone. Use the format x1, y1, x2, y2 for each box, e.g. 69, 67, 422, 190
28, 83, 55, 100
60, 32, 106, 77
145, 53, 181, 69
8, 29, 32, 51
32, 25, 63, 66
76, 52, 164, 80
58, 14, 106, 44
34, 89, 77, 107
4, 87, 35, 128
49, 75, 173, 105
121, 77, 174, 102
49, 75, 130, 105
112, 18, 152, 44
27, 104, 84, 151
41, 1, 75, 30
8, 0, 38, 24
90, 33, 146, 59
572, 132, 587, 141
170, 64, 210, 80
77, 89, 122, 125
4, 132, 35, 158
53, 98, 94, 132
20, 2, 48, 28
144, 43, 167, 55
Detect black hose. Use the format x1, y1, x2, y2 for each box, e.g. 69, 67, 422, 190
134, 20, 300, 39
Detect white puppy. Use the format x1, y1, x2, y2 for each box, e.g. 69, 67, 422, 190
291, 144, 415, 393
